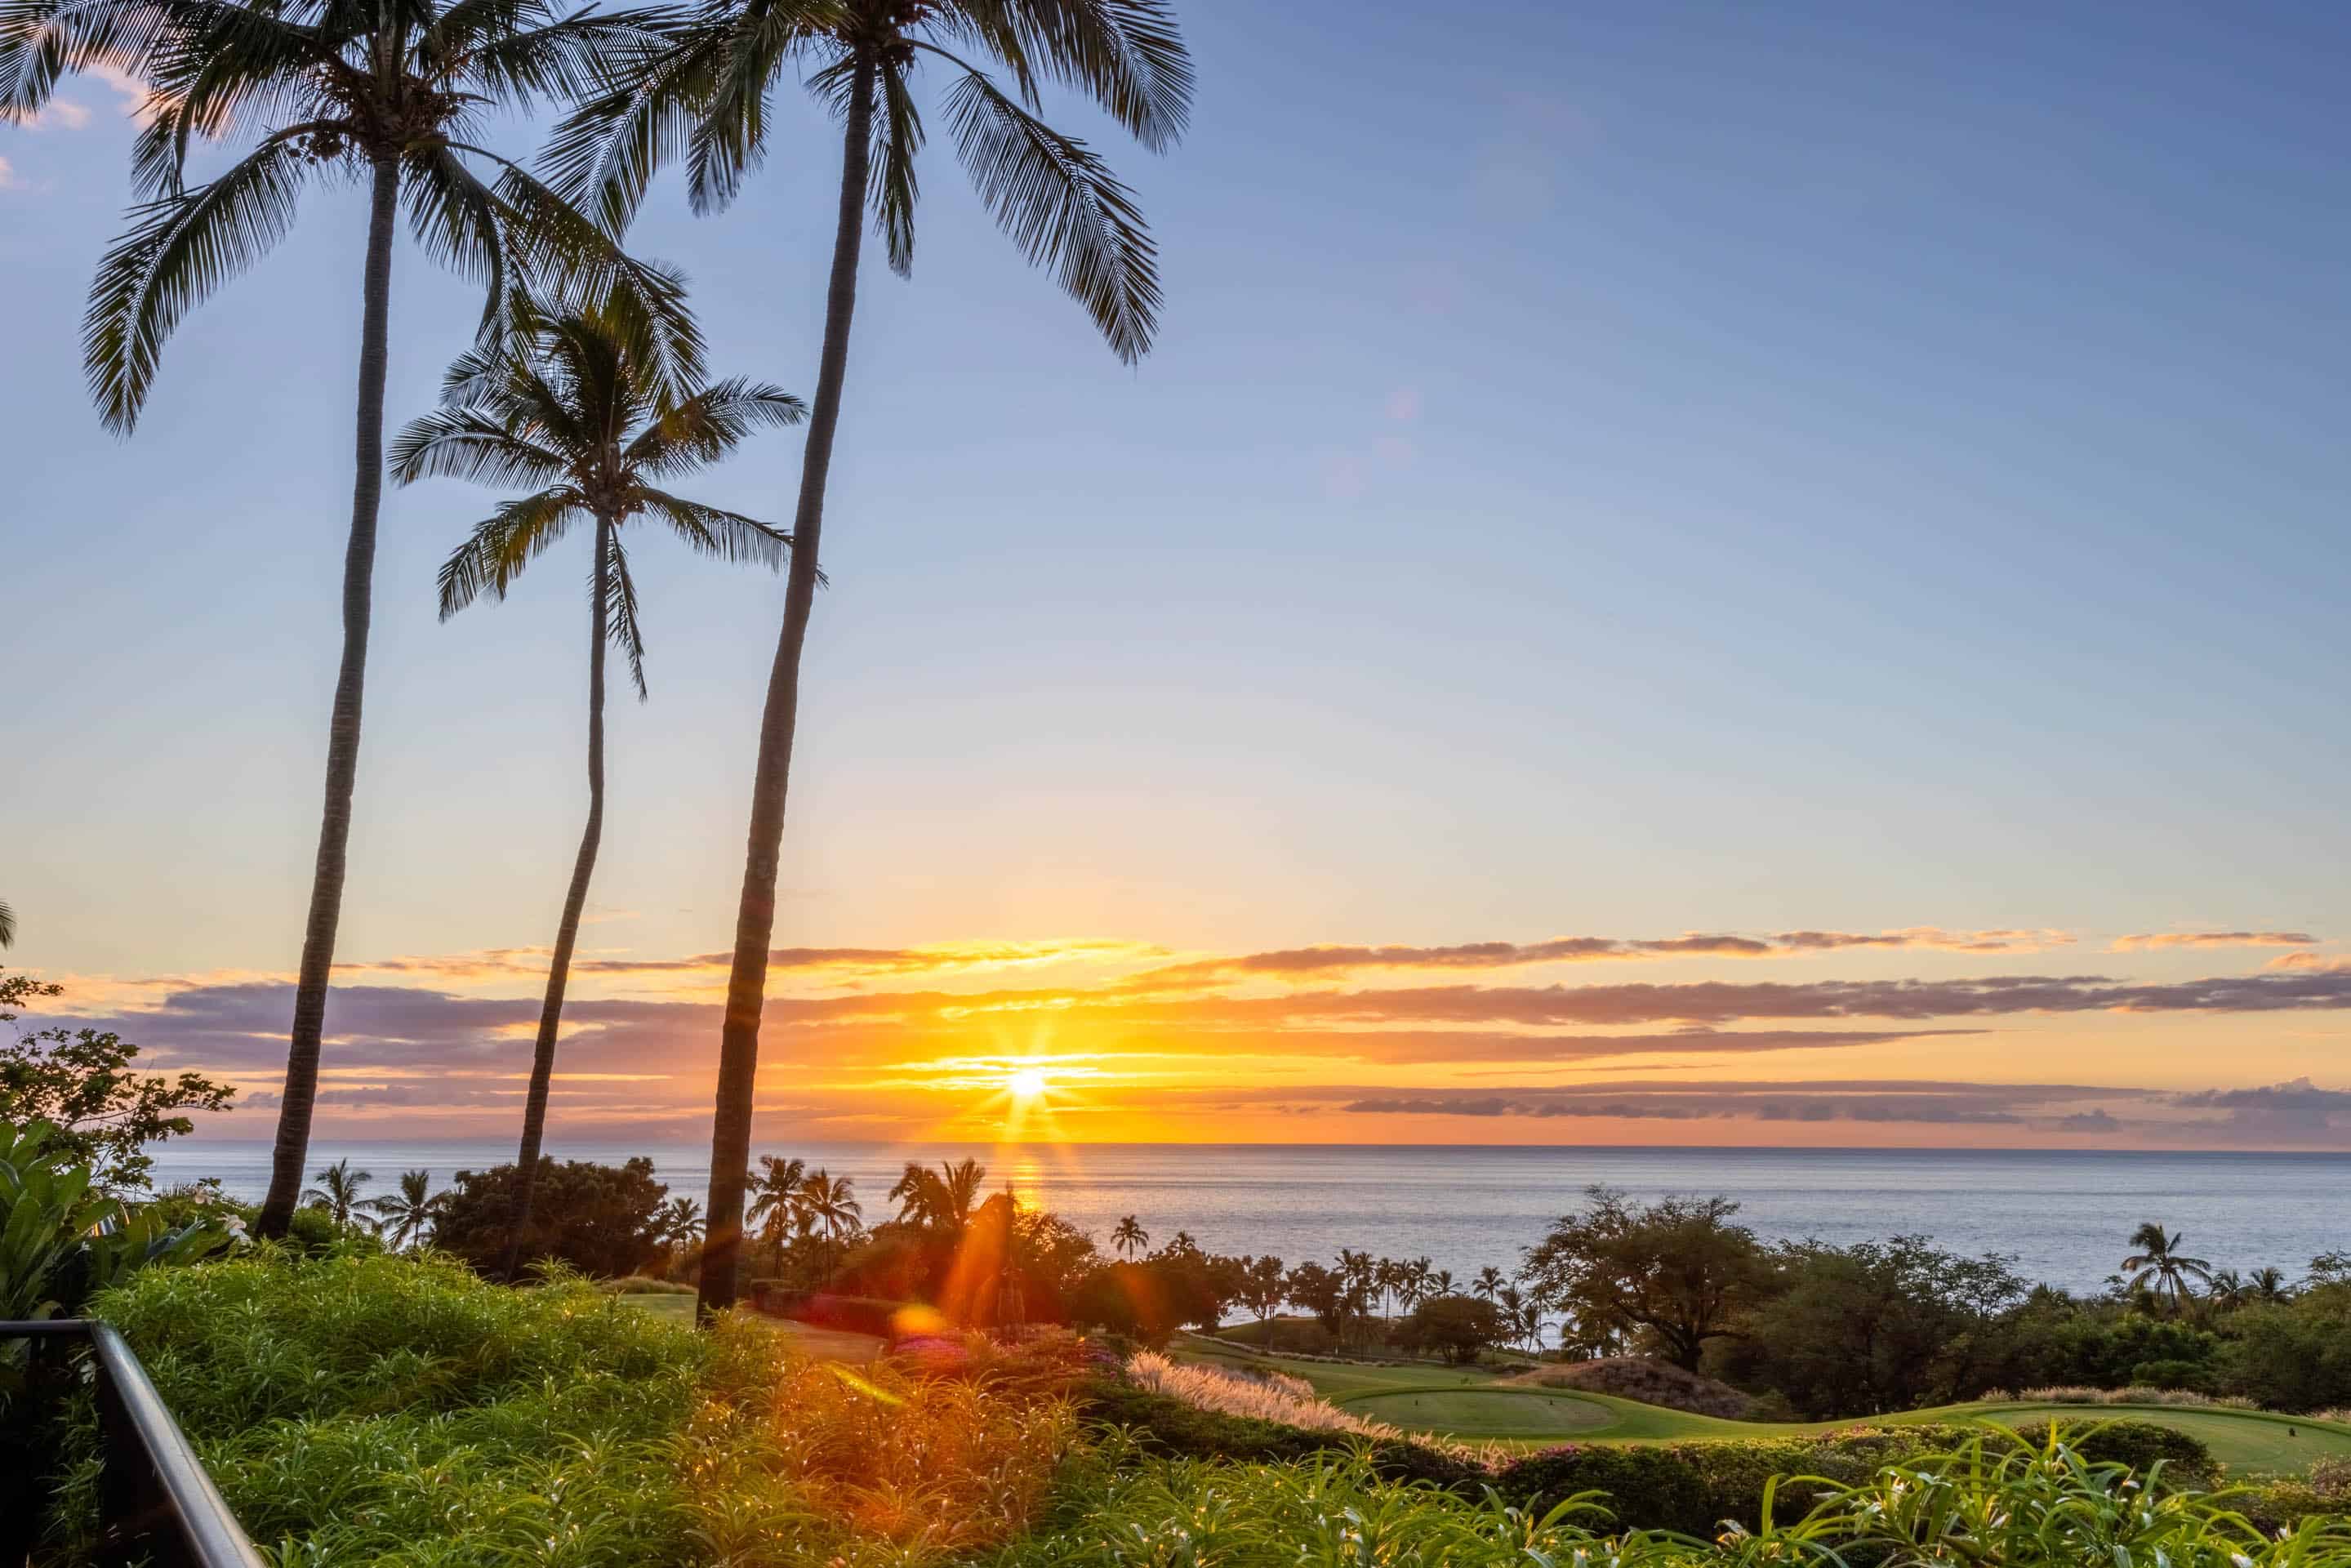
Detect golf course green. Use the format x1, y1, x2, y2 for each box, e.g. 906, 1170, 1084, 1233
1176, 1339, 2351, 1476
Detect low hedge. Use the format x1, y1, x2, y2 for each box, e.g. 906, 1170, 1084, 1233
1074, 1377, 1485, 1489
1494, 1420, 2218, 1536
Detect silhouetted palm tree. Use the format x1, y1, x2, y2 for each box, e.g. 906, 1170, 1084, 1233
1474, 1265, 1506, 1301
2207, 1267, 2247, 1313
889, 1157, 987, 1235
1432, 1268, 1456, 1296
799, 1169, 860, 1282
747, 1155, 808, 1269
394, 302, 799, 1277
2, 0, 697, 1241
2249, 1265, 2293, 1304
659, 1196, 705, 1247
1112, 1214, 1149, 1258
365, 1169, 447, 1249
2121, 1221, 2213, 1316
545, 0, 1191, 1317
0, 898, 15, 947
301, 1158, 375, 1230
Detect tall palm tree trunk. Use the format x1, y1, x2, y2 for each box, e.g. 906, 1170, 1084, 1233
499, 514, 614, 1280
259, 155, 400, 1238
698, 51, 875, 1320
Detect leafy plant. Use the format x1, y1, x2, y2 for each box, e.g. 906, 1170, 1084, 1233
0, 1120, 230, 1327
433, 1156, 669, 1279
0, 970, 233, 1190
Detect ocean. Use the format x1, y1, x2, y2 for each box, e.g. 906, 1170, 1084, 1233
149, 1140, 2351, 1297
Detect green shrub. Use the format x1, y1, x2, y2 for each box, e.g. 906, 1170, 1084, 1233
1490, 1419, 2215, 1535
46, 1252, 709, 1565
433, 1156, 667, 1279
997, 1437, 2348, 1568
1074, 1374, 1485, 1490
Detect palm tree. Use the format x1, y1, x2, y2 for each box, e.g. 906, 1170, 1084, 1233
2, 0, 697, 1241
2249, 1265, 2293, 1305
364, 1169, 447, 1249
1112, 1214, 1149, 1258
0, 898, 15, 947
1431, 1268, 1456, 1297
658, 1196, 705, 1248
301, 1158, 375, 1230
799, 1169, 860, 1283
2121, 1221, 2214, 1316
394, 304, 799, 1277
2206, 1267, 2247, 1314
747, 1155, 808, 1269
547, 0, 1191, 1318
890, 1157, 987, 1234
1473, 1265, 1505, 1301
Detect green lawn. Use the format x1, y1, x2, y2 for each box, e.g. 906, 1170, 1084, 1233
1172, 1341, 2351, 1476
613, 1294, 882, 1361
619, 1291, 697, 1325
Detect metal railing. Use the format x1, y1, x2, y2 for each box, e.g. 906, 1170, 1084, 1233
1, 1318, 269, 1568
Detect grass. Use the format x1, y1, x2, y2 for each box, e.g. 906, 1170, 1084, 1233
1173, 1341, 2351, 1475
615, 1292, 883, 1361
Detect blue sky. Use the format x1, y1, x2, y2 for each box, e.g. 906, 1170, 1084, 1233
6, 0, 2350, 1146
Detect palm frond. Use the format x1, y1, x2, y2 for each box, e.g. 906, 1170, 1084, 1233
622, 376, 803, 475
539, 14, 728, 234
402, 144, 513, 339
930, 47, 1159, 363
437, 485, 587, 616
454, 140, 708, 399
0, 897, 15, 948
602, 532, 648, 697
390, 403, 571, 488
84, 131, 312, 432
131, 5, 340, 196
0, 0, 173, 122
683, 0, 809, 217
635, 486, 790, 572
434, 3, 676, 111
945, 0, 1188, 153
867, 52, 920, 275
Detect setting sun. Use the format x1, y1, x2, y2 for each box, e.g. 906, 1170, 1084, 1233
1006, 1067, 1051, 1100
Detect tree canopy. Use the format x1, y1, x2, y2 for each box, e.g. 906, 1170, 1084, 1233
0, 971, 233, 1190
1517, 1186, 1774, 1370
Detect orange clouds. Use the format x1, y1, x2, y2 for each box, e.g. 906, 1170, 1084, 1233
2113, 931, 2318, 951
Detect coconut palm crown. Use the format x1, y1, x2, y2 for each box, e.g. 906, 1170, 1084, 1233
545, 0, 1191, 363
2121, 1221, 2214, 1316
3, 0, 702, 430
397, 303, 802, 696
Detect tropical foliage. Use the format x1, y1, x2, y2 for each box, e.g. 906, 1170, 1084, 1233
0, 970, 234, 1190
432, 1155, 670, 1278
364, 1168, 450, 1250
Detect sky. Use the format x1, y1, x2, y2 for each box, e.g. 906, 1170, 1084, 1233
5, 0, 2351, 1152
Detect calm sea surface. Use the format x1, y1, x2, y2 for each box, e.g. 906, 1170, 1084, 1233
150, 1141, 2351, 1296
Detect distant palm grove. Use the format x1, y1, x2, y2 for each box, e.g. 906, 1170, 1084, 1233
0, 0, 1191, 1311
